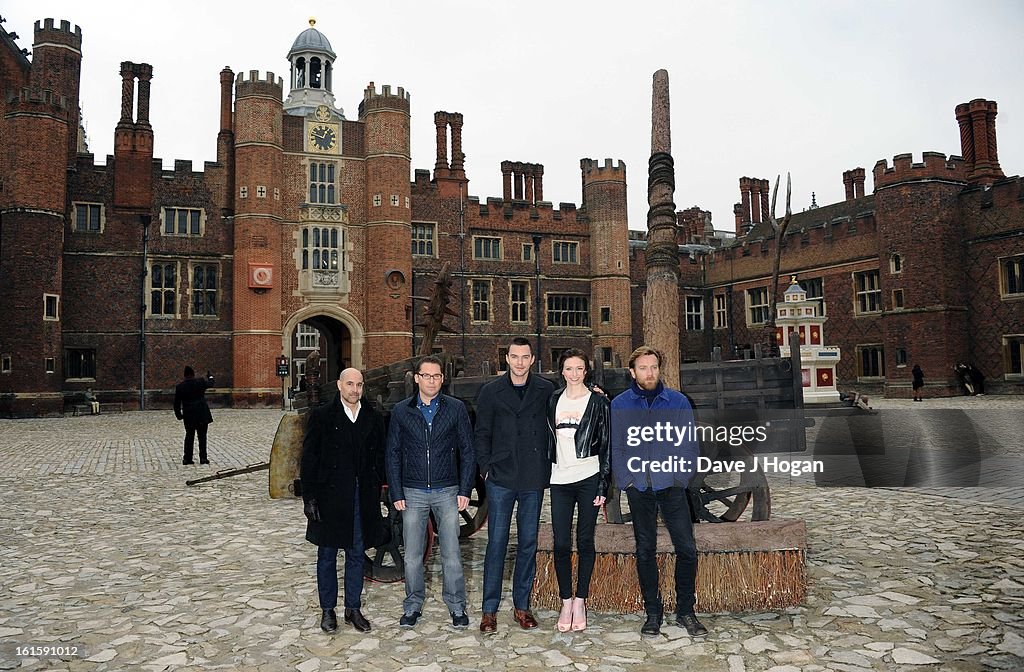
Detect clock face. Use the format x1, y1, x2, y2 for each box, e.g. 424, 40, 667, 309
309, 124, 338, 152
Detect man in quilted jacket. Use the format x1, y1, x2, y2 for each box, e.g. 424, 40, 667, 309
385, 355, 475, 630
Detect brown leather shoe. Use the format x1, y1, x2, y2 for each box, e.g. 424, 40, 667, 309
513, 608, 539, 629
480, 612, 497, 634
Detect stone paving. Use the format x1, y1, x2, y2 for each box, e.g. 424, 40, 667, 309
0, 403, 1023, 671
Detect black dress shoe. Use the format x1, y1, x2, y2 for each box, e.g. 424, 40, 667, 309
344, 608, 371, 632
182, 459, 194, 465
678, 612, 708, 637
320, 608, 338, 633
641, 612, 662, 636
399, 611, 421, 628
199, 459, 210, 465
451, 611, 469, 629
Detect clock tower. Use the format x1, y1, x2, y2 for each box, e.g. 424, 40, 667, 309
283, 18, 340, 119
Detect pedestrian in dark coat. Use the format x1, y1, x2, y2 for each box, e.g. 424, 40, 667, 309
173, 366, 214, 465
301, 368, 387, 634
912, 365, 924, 401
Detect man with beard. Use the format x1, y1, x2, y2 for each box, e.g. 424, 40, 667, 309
610, 346, 708, 638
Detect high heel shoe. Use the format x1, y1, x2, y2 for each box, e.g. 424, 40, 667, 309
570, 597, 587, 631
557, 599, 573, 632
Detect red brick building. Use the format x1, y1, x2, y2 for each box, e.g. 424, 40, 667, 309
0, 18, 631, 415
629, 100, 1024, 397
1, 18, 1021, 416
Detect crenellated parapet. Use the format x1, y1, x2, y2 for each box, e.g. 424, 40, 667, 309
873, 152, 966, 190
358, 82, 411, 116
235, 70, 283, 99
580, 158, 626, 185
33, 18, 82, 51
475, 195, 581, 223
6, 86, 68, 114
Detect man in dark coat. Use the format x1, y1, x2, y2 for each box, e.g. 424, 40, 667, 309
301, 367, 387, 634
475, 337, 555, 633
173, 366, 214, 465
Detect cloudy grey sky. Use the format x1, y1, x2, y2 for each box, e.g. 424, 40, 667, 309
6, 1, 1023, 232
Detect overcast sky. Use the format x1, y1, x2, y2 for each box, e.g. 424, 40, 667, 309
6, 1, 1023, 233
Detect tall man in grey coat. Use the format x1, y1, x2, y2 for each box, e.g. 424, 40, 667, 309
476, 337, 555, 633
301, 368, 388, 634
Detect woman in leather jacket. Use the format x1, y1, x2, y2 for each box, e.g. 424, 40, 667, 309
547, 348, 610, 632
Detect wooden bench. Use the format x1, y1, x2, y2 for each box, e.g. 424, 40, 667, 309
531, 519, 806, 613
70, 402, 123, 416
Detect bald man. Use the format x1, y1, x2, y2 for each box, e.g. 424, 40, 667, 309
301, 368, 388, 635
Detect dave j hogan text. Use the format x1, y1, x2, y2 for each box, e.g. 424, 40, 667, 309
626, 455, 824, 477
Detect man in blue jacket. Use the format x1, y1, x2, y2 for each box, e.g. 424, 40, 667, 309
610, 345, 708, 638
475, 337, 555, 633
385, 356, 474, 629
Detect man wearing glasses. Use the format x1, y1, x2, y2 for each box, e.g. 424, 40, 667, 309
385, 356, 475, 629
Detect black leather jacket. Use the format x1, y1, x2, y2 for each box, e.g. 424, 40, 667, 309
547, 387, 611, 497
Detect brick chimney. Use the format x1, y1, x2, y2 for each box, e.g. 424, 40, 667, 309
956, 99, 1004, 185
843, 168, 866, 200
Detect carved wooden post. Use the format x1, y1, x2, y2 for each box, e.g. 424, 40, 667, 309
643, 69, 680, 388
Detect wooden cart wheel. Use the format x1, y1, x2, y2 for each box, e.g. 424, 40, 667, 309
459, 473, 489, 538
689, 444, 771, 522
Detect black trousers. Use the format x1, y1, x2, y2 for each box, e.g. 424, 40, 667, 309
625, 486, 698, 616
183, 423, 209, 463
549, 473, 601, 599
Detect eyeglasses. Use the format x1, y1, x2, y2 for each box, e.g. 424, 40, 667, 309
416, 373, 443, 381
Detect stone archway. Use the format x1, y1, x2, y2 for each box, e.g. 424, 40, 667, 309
283, 307, 364, 386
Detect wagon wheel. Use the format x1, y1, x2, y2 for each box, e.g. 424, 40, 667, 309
365, 490, 436, 583
689, 445, 771, 522
459, 473, 488, 538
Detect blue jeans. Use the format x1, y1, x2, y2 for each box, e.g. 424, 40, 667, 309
401, 486, 466, 615
625, 486, 698, 615
316, 483, 364, 610
482, 481, 543, 613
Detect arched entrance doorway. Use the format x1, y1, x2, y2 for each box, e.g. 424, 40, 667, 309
284, 309, 364, 389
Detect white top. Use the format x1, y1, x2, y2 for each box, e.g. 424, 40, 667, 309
343, 400, 361, 423
550, 391, 599, 485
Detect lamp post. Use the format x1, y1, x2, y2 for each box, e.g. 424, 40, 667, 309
532, 234, 542, 372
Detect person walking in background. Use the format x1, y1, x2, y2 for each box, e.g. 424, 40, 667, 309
173, 366, 214, 465
301, 368, 387, 635
475, 337, 555, 634
385, 356, 475, 630
547, 349, 610, 632
912, 364, 925, 402
610, 346, 708, 638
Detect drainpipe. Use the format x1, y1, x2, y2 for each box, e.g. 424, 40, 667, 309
140, 214, 151, 410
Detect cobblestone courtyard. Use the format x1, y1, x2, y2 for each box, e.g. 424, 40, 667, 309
1, 399, 1022, 671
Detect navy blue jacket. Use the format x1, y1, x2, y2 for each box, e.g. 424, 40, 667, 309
474, 372, 555, 491
385, 393, 475, 503
610, 383, 698, 491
